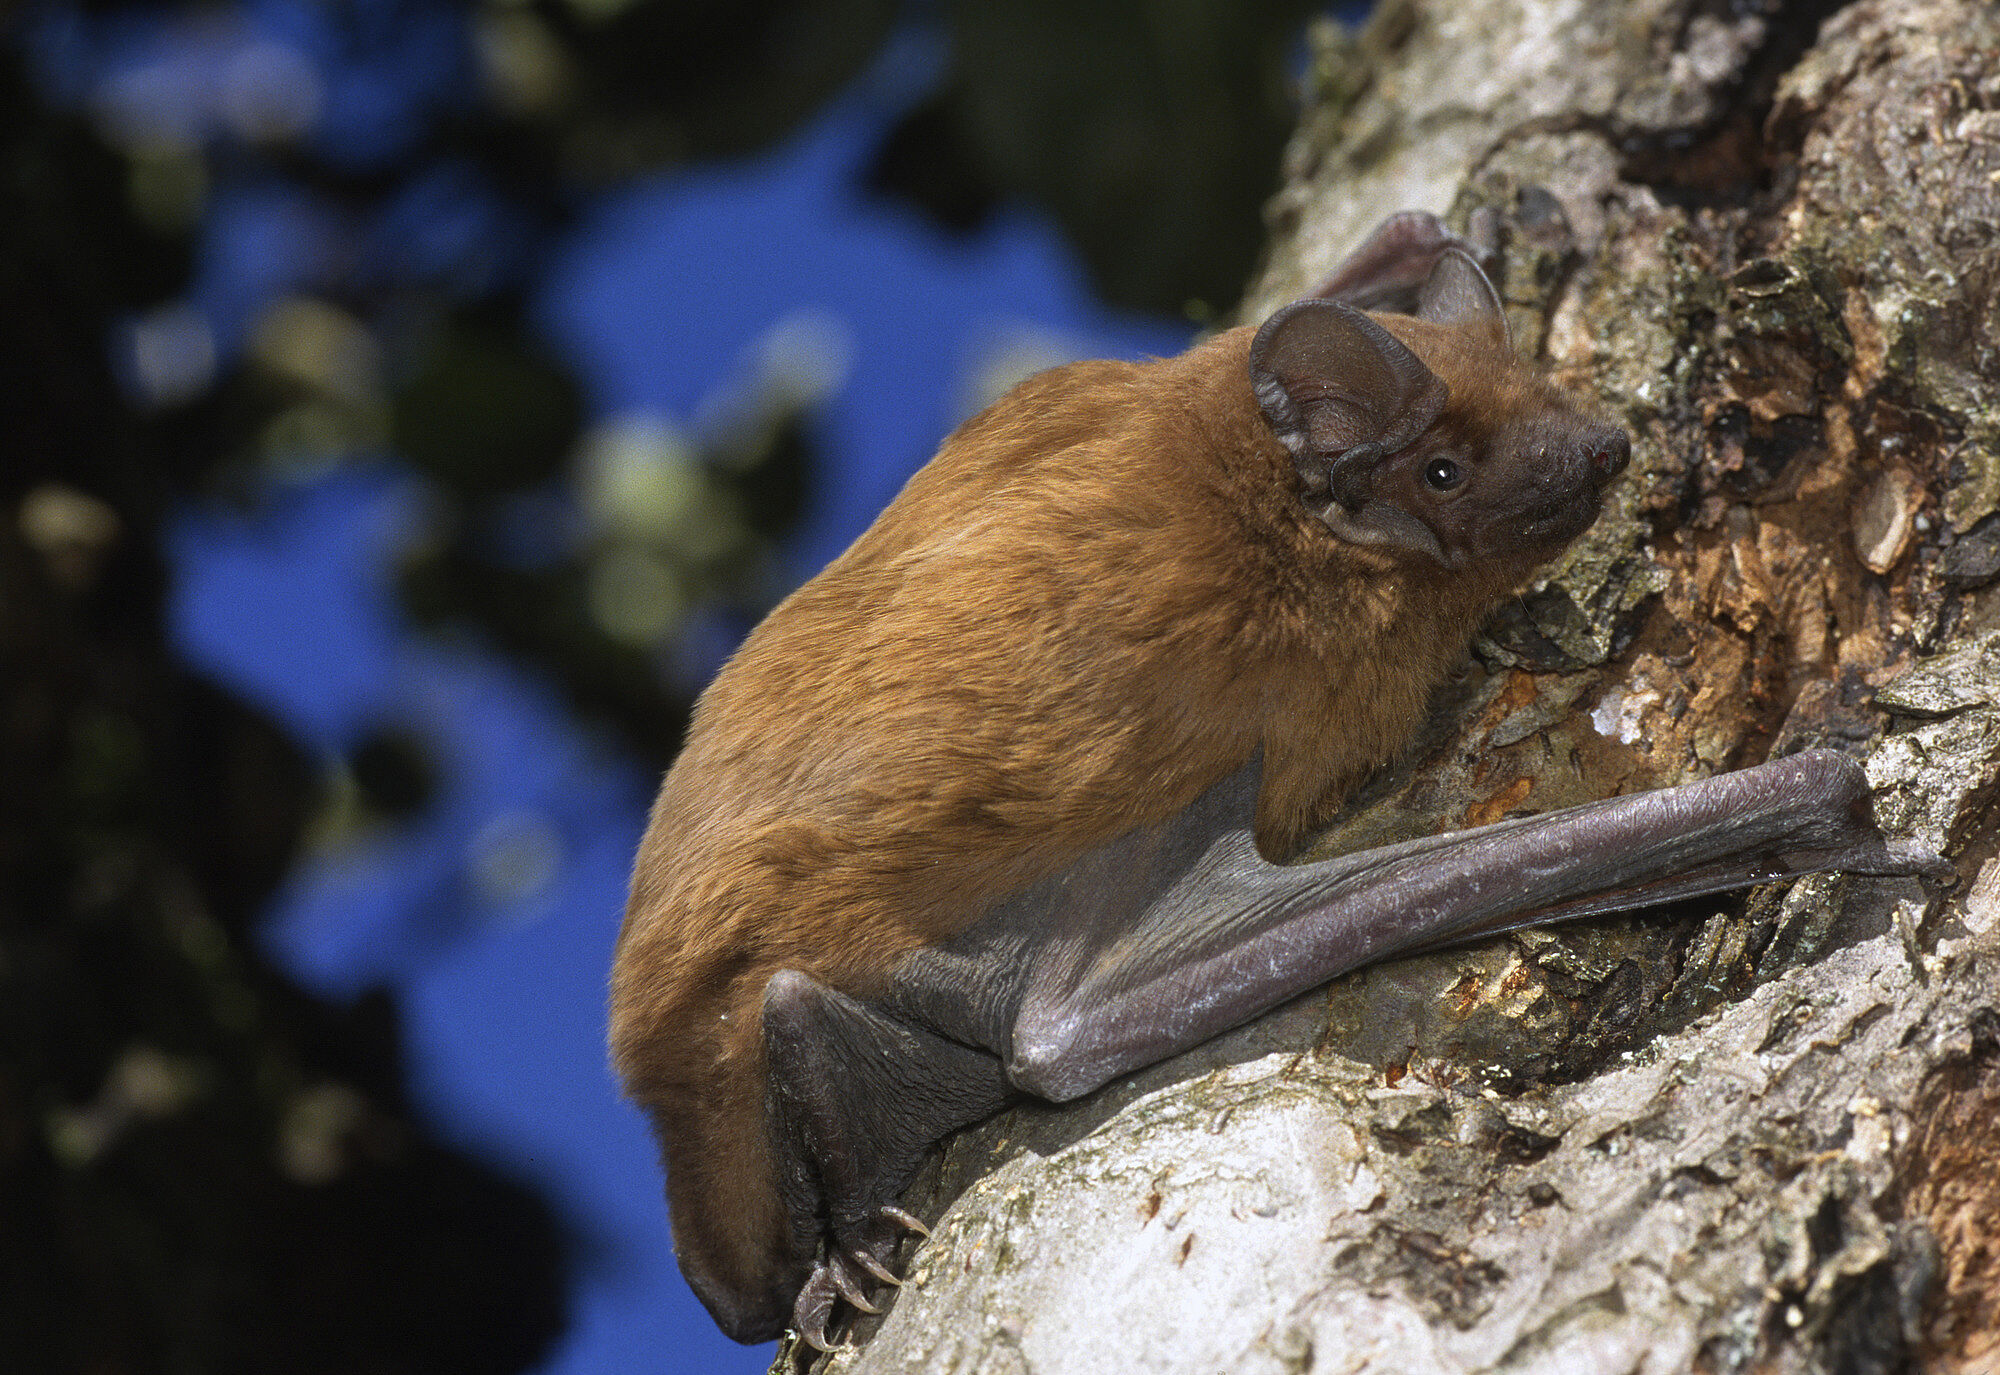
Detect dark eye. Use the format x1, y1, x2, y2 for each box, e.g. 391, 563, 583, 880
1424, 457, 1465, 491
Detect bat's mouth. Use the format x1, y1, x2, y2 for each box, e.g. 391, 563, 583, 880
1519, 497, 1604, 546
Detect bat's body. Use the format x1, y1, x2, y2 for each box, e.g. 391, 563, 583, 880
609, 213, 1945, 1347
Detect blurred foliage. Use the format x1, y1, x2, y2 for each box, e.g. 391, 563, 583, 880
13, 0, 1325, 775
872, 0, 1322, 316
2, 0, 1326, 1368
392, 313, 584, 496
532, 0, 902, 164
0, 50, 569, 1373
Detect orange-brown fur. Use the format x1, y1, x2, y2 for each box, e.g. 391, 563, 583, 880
609, 313, 1573, 1325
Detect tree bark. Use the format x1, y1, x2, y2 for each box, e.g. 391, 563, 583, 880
787, 1, 2000, 1369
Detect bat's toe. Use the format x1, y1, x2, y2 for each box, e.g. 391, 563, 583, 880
790, 1205, 931, 1351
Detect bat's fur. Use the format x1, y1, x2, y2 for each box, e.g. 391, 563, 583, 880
609, 307, 1605, 1338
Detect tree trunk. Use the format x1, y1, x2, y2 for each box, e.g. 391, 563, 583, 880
787, 1, 2000, 1369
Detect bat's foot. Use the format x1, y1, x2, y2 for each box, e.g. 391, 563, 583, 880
792, 1206, 930, 1352
763, 968, 1009, 1352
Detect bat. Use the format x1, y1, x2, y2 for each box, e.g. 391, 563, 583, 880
607, 209, 1946, 1349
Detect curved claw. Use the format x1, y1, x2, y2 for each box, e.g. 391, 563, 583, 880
828, 1252, 883, 1314
793, 1271, 844, 1354
880, 1205, 931, 1239
850, 1247, 901, 1288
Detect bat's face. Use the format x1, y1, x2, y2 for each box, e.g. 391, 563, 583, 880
1249, 251, 1628, 579
1360, 390, 1629, 572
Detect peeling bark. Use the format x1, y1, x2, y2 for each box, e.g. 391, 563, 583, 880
783, 1, 2000, 1370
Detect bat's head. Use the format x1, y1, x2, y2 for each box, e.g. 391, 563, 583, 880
1249, 248, 1628, 577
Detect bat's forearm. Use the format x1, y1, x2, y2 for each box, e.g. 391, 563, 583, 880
1000, 750, 1946, 1102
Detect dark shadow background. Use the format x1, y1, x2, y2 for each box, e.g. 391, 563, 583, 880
0, 1, 1345, 1370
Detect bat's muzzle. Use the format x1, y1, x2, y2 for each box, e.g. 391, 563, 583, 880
1585, 426, 1630, 481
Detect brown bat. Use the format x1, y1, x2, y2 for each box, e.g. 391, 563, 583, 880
608, 211, 1945, 1349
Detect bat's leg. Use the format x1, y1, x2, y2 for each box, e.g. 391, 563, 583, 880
760, 970, 1012, 1349
903, 749, 1946, 1105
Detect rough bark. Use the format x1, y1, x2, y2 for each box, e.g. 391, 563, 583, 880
783, 1, 2000, 1370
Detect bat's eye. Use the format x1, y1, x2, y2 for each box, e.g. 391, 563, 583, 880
1424, 458, 1465, 491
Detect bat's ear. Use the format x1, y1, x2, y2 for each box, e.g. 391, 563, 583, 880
1415, 247, 1509, 346
1249, 299, 1448, 507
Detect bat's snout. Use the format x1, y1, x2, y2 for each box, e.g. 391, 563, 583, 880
1496, 418, 1632, 553
1584, 425, 1629, 481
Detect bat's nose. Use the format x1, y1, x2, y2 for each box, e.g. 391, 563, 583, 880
1586, 427, 1630, 479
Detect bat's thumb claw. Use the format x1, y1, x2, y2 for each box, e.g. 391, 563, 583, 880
1894, 841, 1956, 891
